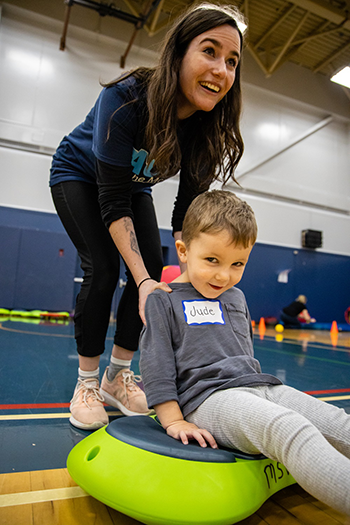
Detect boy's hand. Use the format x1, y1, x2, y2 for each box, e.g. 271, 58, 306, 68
154, 401, 216, 449
166, 420, 218, 449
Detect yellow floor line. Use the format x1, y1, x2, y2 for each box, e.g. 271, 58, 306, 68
0, 486, 88, 508
1, 397, 348, 423
318, 395, 350, 402
0, 413, 71, 421
1, 396, 348, 422
0, 411, 121, 421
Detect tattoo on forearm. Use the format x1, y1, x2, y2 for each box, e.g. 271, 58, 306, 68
123, 217, 141, 257
130, 231, 141, 256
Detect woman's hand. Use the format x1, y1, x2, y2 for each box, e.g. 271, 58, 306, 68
138, 278, 172, 325
166, 420, 218, 449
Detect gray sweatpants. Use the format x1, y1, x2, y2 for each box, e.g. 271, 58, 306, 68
186, 384, 350, 515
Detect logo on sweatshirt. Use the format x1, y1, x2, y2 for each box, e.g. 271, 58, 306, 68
131, 148, 162, 184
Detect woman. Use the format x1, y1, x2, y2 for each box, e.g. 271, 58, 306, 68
50, 2, 245, 430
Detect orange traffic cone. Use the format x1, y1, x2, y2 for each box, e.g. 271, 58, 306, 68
258, 317, 266, 340
259, 317, 266, 331
251, 320, 256, 329
330, 321, 338, 347
330, 331, 338, 348
330, 320, 338, 334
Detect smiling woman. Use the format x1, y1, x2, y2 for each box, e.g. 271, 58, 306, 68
49, 3, 247, 432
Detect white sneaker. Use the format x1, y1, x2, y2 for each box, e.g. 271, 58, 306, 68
70, 378, 109, 430
100, 368, 153, 417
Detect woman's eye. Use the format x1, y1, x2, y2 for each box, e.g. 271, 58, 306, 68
203, 47, 215, 57
227, 58, 237, 68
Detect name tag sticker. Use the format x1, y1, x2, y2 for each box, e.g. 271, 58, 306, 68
182, 300, 225, 326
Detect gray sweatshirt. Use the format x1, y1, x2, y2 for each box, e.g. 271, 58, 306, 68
139, 283, 281, 417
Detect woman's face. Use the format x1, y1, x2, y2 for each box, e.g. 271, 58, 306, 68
177, 24, 241, 120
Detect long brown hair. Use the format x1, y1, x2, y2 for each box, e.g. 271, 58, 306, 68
104, 3, 245, 188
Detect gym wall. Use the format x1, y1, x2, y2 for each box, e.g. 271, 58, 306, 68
0, 3, 349, 323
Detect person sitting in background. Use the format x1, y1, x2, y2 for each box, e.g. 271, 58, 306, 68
280, 295, 316, 328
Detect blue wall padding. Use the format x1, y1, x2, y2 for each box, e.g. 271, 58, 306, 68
0, 206, 67, 232
0, 222, 77, 311
1, 206, 349, 323
0, 225, 21, 307
238, 243, 350, 324
15, 229, 77, 311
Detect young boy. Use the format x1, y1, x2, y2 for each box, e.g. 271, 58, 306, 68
140, 190, 350, 515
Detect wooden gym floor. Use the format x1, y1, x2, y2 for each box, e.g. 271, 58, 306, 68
1, 317, 350, 525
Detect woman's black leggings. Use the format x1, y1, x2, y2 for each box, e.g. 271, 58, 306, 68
51, 181, 163, 357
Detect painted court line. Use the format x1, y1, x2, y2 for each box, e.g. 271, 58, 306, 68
0, 322, 113, 340
0, 403, 70, 409
0, 413, 71, 421
0, 411, 121, 421
305, 388, 350, 395
1, 395, 348, 422
0, 402, 120, 410
318, 395, 350, 402
0, 324, 73, 337
0, 486, 88, 508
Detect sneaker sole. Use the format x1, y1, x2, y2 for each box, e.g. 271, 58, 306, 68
69, 415, 108, 430
100, 388, 152, 417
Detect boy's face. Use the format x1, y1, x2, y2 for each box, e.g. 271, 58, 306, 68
176, 230, 253, 299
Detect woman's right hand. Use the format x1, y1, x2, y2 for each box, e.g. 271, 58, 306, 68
138, 278, 172, 325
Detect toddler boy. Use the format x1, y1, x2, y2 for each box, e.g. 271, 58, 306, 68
140, 190, 350, 515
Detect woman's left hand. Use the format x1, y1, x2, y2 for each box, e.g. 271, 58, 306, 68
138, 279, 172, 325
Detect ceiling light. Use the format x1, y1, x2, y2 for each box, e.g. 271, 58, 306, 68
330, 66, 350, 89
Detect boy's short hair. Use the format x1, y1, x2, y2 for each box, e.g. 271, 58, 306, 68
182, 190, 257, 248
